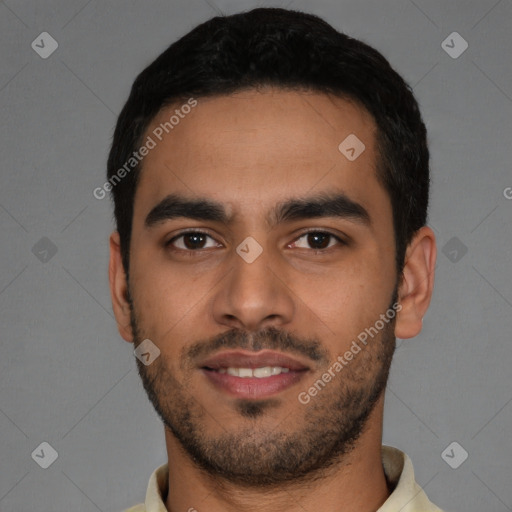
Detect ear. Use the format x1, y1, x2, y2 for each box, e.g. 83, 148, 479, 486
108, 231, 134, 342
395, 226, 437, 339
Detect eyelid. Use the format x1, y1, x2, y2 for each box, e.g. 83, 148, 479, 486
165, 227, 348, 251
165, 229, 220, 247
290, 228, 348, 247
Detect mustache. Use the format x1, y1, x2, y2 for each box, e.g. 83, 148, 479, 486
184, 326, 330, 367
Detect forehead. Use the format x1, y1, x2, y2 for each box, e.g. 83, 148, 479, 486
133, 88, 389, 228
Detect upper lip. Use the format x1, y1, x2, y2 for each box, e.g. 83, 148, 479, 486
199, 350, 310, 371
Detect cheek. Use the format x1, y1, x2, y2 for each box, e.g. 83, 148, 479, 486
129, 256, 202, 341
291, 254, 392, 352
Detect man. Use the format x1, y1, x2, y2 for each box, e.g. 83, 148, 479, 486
107, 7, 441, 512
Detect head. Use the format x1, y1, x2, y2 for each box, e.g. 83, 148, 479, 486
108, 7, 436, 487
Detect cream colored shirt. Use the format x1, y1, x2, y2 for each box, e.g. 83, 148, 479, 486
124, 445, 444, 512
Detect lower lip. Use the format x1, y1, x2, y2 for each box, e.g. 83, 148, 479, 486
201, 369, 306, 399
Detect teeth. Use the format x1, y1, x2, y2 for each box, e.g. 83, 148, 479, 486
272, 366, 289, 375
253, 367, 272, 378
221, 366, 290, 378
238, 368, 253, 378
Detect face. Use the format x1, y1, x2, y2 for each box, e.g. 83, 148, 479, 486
122, 89, 400, 486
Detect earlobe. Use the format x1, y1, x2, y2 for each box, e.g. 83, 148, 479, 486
394, 226, 437, 340
108, 231, 134, 342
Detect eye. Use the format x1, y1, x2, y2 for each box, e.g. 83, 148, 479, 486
290, 231, 345, 251
166, 231, 220, 251
165, 229, 346, 253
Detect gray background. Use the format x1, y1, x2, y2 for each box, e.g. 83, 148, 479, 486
0, 0, 511, 511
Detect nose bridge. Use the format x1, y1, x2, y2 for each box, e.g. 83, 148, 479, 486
212, 235, 294, 331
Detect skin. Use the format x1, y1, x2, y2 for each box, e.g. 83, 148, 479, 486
109, 88, 436, 512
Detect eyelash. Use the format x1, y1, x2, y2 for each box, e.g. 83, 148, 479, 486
165, 229, 347, 254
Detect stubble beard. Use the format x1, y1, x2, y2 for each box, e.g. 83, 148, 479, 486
129, 297, 396, 488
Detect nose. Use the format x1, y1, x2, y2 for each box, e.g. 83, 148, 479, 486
211, 240, 295, 332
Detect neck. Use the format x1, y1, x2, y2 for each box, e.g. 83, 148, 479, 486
164, 398, 389, 512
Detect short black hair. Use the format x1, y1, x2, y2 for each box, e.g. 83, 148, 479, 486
107, 7, 430, 277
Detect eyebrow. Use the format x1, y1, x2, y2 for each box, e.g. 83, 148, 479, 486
144, 192, 371, 229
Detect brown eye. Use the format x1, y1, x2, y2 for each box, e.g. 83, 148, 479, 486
306, 232, 331, 249
291, 231, 344, 250
166, 231, 219, 251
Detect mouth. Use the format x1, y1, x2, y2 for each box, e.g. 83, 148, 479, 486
199, 350, 310, 399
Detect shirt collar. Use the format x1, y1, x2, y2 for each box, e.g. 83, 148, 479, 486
378, 446, 443, 512
135, 445, 443, 512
